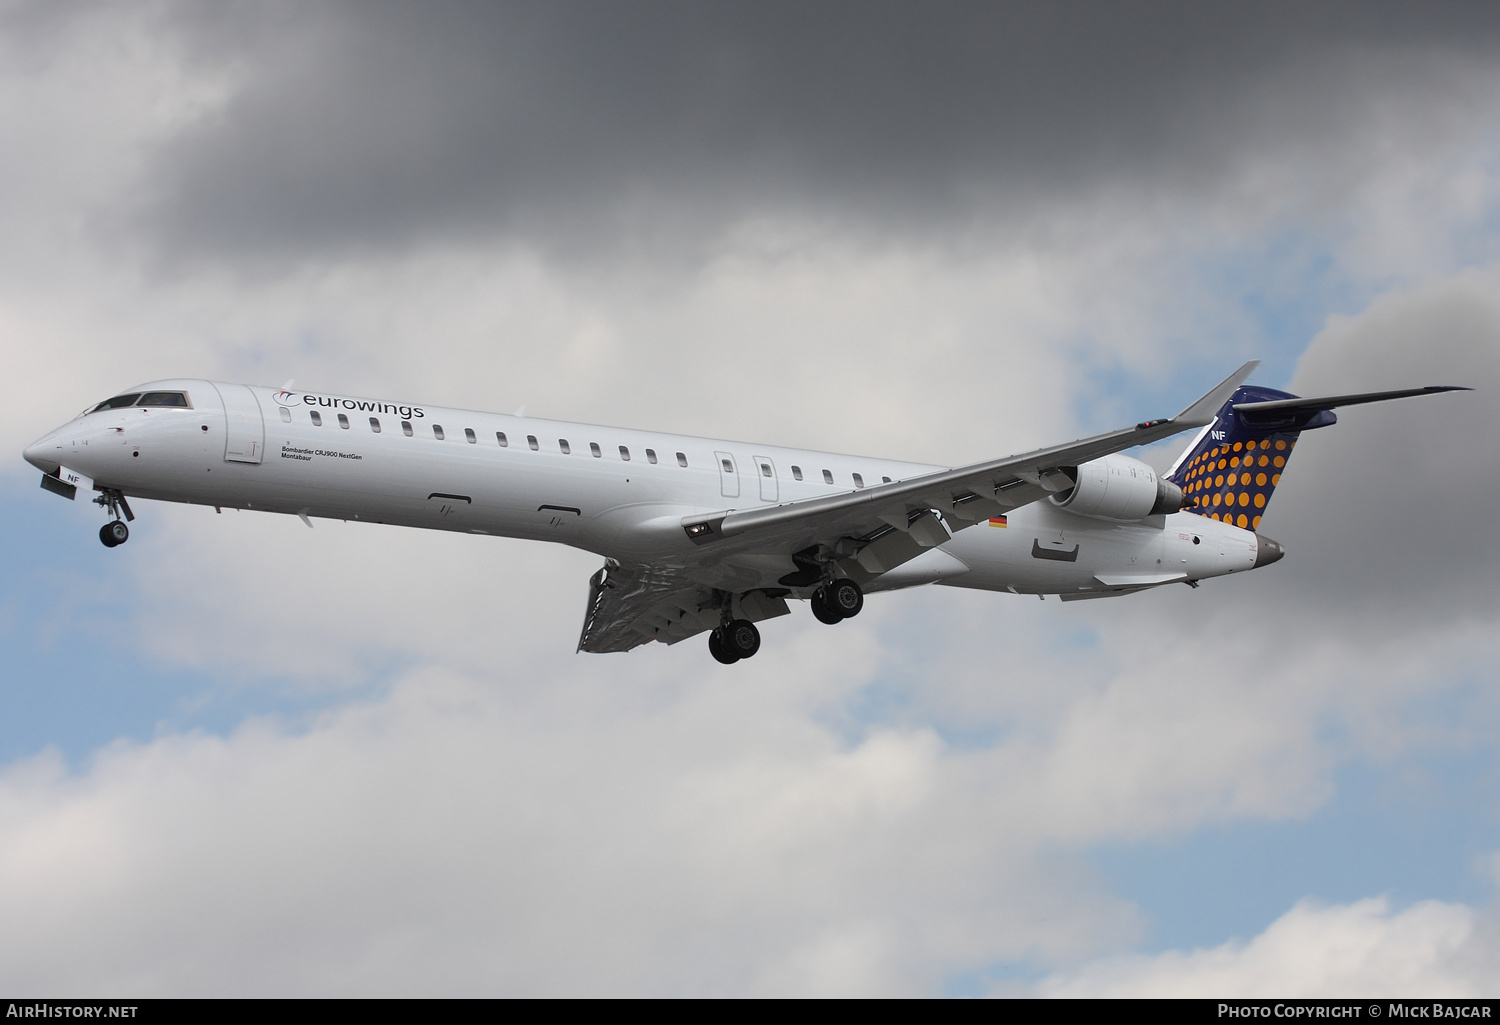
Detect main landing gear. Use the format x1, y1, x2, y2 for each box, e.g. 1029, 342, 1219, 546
94, 488, 134, 548
810, 578, 863, 625
705, 578, 863, 664
708, 618, 761, 665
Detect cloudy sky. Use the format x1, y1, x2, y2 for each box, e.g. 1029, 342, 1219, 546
2, 0, 1499, 996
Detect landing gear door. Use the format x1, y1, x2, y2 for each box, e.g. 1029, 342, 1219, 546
753, 455, 778, 503
715, 451, 740, 499
213, 383, 265, 464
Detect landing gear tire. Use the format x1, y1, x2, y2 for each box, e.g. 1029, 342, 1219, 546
100, 521, 129, 547
722, 619, 761, 659
810, 588, 844, 625
826, 578, 864, 619
708, 629, 740, 664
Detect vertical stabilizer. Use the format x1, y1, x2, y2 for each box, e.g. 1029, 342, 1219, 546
1165, 386, 1333, 530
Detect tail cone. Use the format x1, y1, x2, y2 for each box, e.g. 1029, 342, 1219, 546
1254, 535, 1285, 568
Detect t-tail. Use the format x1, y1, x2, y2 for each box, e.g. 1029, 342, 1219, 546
1165, 383, 1470, 531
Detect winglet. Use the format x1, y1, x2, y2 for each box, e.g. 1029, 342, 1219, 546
1174, 360, 1260, 426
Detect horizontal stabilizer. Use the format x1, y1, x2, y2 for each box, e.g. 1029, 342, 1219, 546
1234, 385, 1469, 427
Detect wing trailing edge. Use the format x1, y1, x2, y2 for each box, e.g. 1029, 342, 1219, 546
683, 360, 1262, 550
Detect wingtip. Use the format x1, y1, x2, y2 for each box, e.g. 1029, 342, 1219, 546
1174, 359, 1260, 426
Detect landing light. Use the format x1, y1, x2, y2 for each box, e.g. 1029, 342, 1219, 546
684, 522, 713, 539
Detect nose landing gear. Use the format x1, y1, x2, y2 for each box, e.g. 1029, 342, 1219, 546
94, 488, 134, 547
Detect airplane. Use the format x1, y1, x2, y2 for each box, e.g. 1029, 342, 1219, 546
22, 363, 1466, 664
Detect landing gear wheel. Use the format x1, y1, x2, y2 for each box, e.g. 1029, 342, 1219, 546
708, 629, 740, 665
100, 521, 129, 547
810, 588, 844, 625
722, 619, 761, 659
826, 578, 863, 619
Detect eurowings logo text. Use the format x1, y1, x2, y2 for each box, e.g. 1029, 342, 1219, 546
273, 390, 425, 420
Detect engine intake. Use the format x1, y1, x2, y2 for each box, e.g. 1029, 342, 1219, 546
1050, 454, 1186, 521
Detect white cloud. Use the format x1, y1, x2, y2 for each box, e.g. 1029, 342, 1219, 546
1031, 894, 1498, 997
0, 666, 1145, 996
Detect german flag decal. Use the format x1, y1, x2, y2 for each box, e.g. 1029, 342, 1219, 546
989, 515, 1008, 527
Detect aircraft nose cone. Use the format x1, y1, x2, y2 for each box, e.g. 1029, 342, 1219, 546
1253, 534, 1285, 568
23, 433, 60, 473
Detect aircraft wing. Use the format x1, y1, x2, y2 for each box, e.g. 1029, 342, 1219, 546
677, 361, 1259, 575
577, 560, 789, 652
577, 561, 699, 652
576, 362, 1258, 654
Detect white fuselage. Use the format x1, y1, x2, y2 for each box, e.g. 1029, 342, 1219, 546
23, 380, 1260, 598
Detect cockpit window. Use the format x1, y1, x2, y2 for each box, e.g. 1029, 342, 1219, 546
90, 391, 191, 413
137, 391, 189, 407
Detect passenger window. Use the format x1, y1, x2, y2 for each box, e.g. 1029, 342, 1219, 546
620, 446, 631, 461
279, 407, 292, 423
721, 458, 733, 473
311, 411, 323, 427
337, 413, 350, 429
369, 417, 381, 433
137, 391, 189, 407
402, 420, 413, 436
91, 394, 141, 412
496, 431, 508, 447
822, 469, 833, 484
465, 428, 476, 444
646, 449, 657, 464
761, 462, 773, 477
527, 435, 539, 450
676, 452, 688, 467
559, 439, 571, 454
852, 473, 864, 488
433, 425, 445, 440
791, 465, 803, 481
590, 442, 601, 458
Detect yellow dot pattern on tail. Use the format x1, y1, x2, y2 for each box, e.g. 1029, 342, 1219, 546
1177, 436, 1293, 530
1166, 384, 1338, 529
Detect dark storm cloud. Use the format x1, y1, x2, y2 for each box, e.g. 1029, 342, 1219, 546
1268, 280, 1500, 623
121, 0, 1500, 263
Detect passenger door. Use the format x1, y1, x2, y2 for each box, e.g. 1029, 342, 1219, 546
212, 383, 265, 464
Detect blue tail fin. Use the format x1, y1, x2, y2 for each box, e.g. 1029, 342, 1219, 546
1166, 382, 1467, 529
1165, 385, 1336, 530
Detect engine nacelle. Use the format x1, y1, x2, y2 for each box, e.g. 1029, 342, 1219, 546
1050, 454, 1185, 521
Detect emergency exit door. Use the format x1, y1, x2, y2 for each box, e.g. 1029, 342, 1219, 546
753, 455, 778, 502
715, 451, 740, 499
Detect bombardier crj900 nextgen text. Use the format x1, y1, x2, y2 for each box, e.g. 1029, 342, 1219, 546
24, 364, 1466, 664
